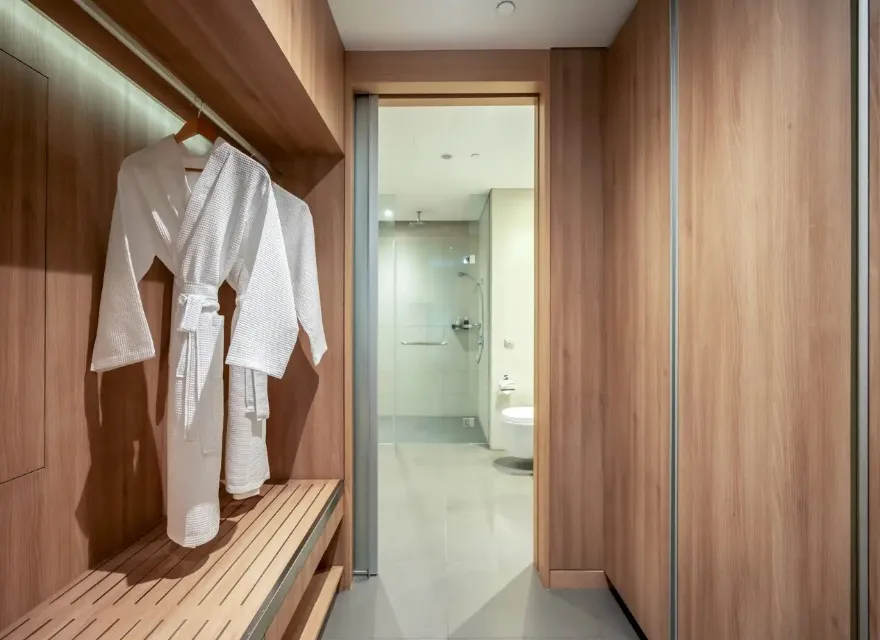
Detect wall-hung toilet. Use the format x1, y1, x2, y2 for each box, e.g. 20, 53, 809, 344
501, 406, 534, 460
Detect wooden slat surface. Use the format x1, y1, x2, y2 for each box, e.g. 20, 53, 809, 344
264, 510, 342, 640
0, 480, 341, 640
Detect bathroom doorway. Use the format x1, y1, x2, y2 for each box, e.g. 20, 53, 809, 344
351, 96, 538, 585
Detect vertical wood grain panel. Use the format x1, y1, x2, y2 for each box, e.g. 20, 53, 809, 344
0, 51, 47, 484
678, 1, 851, 638
602, 0, 670, 636
250, 0, 345, 147
535, 77, 551, 584
0, 469, 44, 628
870, 0, 880, 635
268, 161, 345, 480
548, 49, 604, 571
0, 0, 180, 626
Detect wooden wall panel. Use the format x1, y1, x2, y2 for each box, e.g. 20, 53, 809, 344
535, 76, 550, 584
268, 161, 345, 480
548, 49, 604, 571
251, 0, 345, 147
90, 0, 342, 161
0, 0, 182, 627
0, 50, 47, 485
871, 0, 880, 635
26, 0, 197, 125
678, 0, 851, 638
347, 50, 549, 95
602, 0, 670, 636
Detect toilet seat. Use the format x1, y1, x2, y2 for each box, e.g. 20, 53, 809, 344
502, 406, 533, 426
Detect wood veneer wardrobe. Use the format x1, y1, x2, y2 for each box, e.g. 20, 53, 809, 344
0, 0, 348, 630
603, 0, 852, 638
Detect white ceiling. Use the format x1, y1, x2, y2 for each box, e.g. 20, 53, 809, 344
328, 0, 637, 50
378, 105, 535, 222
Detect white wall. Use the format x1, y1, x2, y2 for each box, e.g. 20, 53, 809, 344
377, 223, 480, 419
488, 189, 535, 450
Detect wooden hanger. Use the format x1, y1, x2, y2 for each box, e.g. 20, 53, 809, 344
174, 101, 218, 144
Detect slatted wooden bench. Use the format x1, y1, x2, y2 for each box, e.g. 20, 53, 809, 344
0, 479, 343, 640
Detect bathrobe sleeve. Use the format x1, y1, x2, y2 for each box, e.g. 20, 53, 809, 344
91, 168, 157, 372
277, 187, 328, 365
225, 186, 298, 379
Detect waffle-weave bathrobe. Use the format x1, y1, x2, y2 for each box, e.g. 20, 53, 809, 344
90, 136, 297, 547
224, 185, 328, 499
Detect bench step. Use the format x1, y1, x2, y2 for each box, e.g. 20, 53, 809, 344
0, 479, 343, 640
271, 567, 343, 640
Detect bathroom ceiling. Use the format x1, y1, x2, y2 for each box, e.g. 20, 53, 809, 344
378, 105, 535, 222
328, 0, 637, 50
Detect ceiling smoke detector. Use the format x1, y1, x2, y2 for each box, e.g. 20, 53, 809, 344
441, 153, 453, 160
496, 1, 516, 17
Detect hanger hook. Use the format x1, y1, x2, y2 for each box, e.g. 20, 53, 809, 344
197, 99, 204, 119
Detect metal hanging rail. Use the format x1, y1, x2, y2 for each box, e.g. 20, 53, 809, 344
65, 0, 273, 170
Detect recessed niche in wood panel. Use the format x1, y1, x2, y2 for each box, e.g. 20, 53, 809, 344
0, 50, 47, 484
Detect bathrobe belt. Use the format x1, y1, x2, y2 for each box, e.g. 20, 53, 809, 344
232, 293, 271, 422
176, 281, 221, 449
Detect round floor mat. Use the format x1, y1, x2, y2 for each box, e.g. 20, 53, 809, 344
493, 456, 534, 476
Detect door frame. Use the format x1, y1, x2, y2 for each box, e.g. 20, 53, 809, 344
342, 50, 552, 588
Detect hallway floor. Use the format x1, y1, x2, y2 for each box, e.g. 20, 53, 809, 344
323, 444, 639, 640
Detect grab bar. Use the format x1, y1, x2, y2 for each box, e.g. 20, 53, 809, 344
400, 341, 448, 346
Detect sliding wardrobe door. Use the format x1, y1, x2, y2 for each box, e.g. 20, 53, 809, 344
677, 0, 852, 638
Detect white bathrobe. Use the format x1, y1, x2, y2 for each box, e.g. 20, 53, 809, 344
91, 136, 297, 547
224, 185, 328, 499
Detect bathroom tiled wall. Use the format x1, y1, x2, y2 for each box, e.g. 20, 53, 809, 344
378, 222, 482, 420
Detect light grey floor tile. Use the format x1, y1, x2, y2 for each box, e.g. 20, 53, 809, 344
445, 510, 531, 569
446, 567, 615, 639
325, 568, 449, 640
379, 416, 488, 444
323, 443, 638, 640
